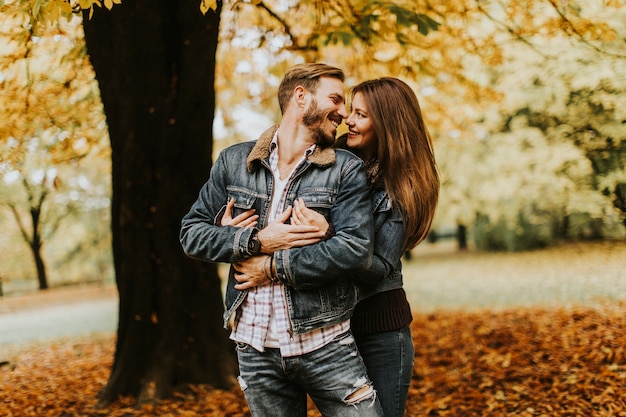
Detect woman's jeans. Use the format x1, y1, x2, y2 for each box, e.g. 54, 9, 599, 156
235, 331, 384, 417
355, 326, 415, 417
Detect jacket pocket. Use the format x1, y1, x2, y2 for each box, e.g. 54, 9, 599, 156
296, 188, 336, 218
226, 186, 258, 216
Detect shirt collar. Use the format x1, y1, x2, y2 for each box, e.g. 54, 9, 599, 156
271, 129, 317, 157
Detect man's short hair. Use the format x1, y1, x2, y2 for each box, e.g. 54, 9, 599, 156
277, 63, 345, 114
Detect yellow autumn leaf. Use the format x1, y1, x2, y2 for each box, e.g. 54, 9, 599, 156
32, 0, 43, 17
103, 0, 121, 10
42, 0, 59, 22
55, 0, 72, 14
200, 0, 217, 15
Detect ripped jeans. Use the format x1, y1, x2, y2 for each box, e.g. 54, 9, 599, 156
235, 331, 384, 417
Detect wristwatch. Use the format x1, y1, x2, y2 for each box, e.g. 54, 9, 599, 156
248, 229, 261, 255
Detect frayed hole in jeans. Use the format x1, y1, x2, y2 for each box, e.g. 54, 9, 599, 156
344, 382, 376, 405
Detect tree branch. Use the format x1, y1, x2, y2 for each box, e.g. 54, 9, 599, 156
475, 1, 550, 59
546, 0, 626, 59
256, 1, 317, 52
8, 203, 32, 245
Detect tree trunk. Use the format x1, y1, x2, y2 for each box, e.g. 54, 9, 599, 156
82, 0, 237, 405
31, 240, 48, 290
30, 207, 48, 290
457, 224, 468, 251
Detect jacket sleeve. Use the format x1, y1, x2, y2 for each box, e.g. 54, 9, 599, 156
179, 150, 256, 263
352, 204, 405, 287
273, 157, 375, 290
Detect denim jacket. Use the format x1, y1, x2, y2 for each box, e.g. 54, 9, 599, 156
180, 125, 374, 334
353, 183, 406, 301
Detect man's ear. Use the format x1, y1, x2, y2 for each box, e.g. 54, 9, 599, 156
294, 85, 308, 108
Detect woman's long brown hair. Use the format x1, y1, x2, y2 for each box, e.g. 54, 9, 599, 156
351, 78, 440, 251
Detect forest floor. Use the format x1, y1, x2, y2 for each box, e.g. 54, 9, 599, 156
1, 240, 625, 416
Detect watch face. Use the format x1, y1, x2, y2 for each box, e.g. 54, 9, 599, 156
249, 233, 261, 254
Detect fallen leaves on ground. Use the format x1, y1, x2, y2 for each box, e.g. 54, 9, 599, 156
1, 303, 625, 416
408, 303, 626, 416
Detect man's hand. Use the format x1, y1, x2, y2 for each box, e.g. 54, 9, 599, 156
258, 206, 326, 253
221, 198, 258, 227
233, 256, 271, 290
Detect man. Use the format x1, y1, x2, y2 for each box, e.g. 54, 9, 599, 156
179, 63, 383, 417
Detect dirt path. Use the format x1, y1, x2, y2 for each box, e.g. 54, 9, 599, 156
1, 240, 625, 345
0, 284, 117, 345
0, 284, 117, 314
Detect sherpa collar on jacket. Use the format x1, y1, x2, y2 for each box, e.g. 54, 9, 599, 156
246, 124, 336, 172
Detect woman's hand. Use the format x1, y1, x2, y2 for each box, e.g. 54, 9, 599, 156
221, 198, 258, 228
291, 198, 329, 235
257, 206, 325, 253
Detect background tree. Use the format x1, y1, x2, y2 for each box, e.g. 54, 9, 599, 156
0, 5, 110, 289
461, 4, 626, 250
0, 145, 112, 289
80, 0, 241, 404
3, 167, 73, 290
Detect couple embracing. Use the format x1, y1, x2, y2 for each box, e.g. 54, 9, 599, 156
180, 63, 439, 417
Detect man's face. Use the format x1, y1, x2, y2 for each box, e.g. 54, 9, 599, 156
302, 77, 347, 146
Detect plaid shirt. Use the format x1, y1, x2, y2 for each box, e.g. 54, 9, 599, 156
230, 133, 350, 357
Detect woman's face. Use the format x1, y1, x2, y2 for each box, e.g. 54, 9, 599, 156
345, 92, 377, 160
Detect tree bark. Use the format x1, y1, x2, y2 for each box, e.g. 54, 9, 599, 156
82, 0, 237, 405
30, 239, 48, 290
8, 199, 49, 290
30, 206, 48, 290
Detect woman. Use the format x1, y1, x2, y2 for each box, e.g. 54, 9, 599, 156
340, 77, 439, 417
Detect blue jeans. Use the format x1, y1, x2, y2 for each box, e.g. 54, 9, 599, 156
235, 331, 384, 417
355, 326, 415, 417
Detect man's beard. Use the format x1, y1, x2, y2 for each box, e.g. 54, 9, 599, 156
303, 99, 335, 147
